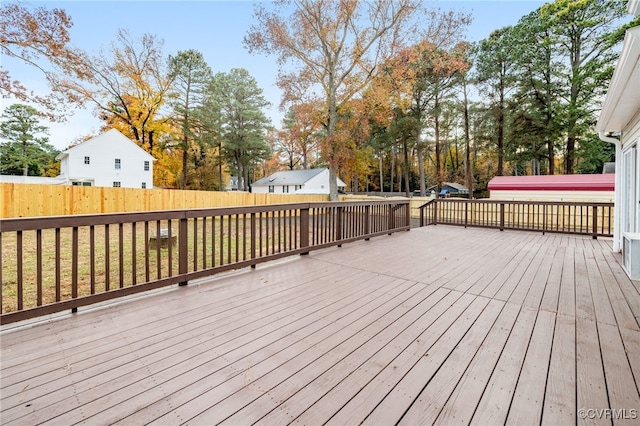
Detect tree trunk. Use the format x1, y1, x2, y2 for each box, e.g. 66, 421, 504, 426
402, 137, 410, 197
497, 98, 504, 176
329, 167, 338, 201
22, 140, 28, 176
379, 154, 384, 193
417, 147, 425, 196
463, 80, 473, 198
181, 136, 189, 189
565, 135, 575, 174
390, 145, 395, 194
435, 114, 442, 190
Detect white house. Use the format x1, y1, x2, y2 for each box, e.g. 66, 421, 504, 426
251, 168, 346, 194
596, 0, 640, 279
55, 129, 155, 189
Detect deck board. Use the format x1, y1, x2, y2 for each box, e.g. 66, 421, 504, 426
2, 226, 639, 425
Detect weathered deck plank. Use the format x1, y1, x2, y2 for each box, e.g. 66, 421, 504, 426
1, 226, 639, 425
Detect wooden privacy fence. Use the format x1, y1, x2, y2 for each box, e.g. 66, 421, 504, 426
0, 183, 329, 218
419, 199, 614, 238
0, 200, 410, 324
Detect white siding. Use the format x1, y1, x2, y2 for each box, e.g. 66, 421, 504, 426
490, 190, 614, 203
58, 130, 154, 189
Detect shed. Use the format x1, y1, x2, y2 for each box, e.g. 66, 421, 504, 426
488, 174, 615, 202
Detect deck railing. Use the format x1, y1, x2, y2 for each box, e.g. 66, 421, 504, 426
419, 199, 614, 238
0, 200, 410, 324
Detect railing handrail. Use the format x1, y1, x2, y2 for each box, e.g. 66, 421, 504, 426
1, 200, 410, 324
418, 198, 614, 238
419, 198, 614, 208
0, 200, 409, 231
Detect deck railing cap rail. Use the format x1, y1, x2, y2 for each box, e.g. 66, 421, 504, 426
0, 199, 410, 232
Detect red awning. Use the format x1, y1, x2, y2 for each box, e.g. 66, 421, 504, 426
488, 174, 615, 191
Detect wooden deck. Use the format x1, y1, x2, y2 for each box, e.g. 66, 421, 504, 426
1, 226, 639, 425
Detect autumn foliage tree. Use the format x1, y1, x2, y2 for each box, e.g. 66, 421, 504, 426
245, 0, 421, 200
0, 3, 80, 120
56, 29, 173, 154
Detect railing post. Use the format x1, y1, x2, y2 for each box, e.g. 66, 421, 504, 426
434, 200, 438, 225
336, 206, 343, 246
420, 206, 424, 227
178, 216, 188, 286
592, 204, 598, 239
405, 202, 410, 230
365, 205, 371, 240
499, 203, 505, 232
250, 212, 257, 266
464, 201, 468, 228
300, 207, 310, 255
388, 204, 394, 235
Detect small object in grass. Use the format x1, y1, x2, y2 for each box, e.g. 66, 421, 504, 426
149, 228, 176, 249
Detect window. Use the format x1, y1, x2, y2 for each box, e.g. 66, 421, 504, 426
84, 156, 90, 165
115, 158, 121, 170
113, 181, 121, 187
268, 185, 274, 193
142, 182, 147, 189
283, 185, 289, 193
295, 185, 302, 191
144, 161, 150, 171
72, 181, 91, 186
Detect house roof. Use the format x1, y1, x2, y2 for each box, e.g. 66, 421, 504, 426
427, 182, 469, 192
596, 26, 640, 134
252, 168, 346, 187
55, 129, 156, 161
488, 174, 615, 192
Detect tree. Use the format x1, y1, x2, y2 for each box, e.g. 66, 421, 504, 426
474, 27, 519, 177
0, 104, 57, 176
57, 29, 173, 154
245, 0, 422, 200
213, 69, 272, 191
280, 103, 322, 170
167, 49, 213, 188
540, 0, 635, 174
508, 11, 563, 175
0, 3, 79, 120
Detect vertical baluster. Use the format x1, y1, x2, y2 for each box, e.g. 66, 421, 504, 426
17, 231, 23, 311
90, 225, 96, 293
131, 222, 137, 286
119, 223, 124, 288
36, 229, 42, 306
144, 222, 150, 282
104, 225, 110, 291
72, 226, 78, 312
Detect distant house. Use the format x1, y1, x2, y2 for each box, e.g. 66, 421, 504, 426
227, 176, 239, 191
426, 182, 469, 197
487, 174, 615, 202
55, 129, 155, 189
251, 168, 346, 194
596, 0, 640, 280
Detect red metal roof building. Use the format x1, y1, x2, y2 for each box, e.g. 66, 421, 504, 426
488, 174, 615, 202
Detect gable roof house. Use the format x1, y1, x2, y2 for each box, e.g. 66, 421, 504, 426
426, 182, 469, 197
251, 168, 346, 195
55, 129, 155, 189
596, 0, 640, 280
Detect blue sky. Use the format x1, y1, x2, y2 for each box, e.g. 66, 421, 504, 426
5, 0, 546, 149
